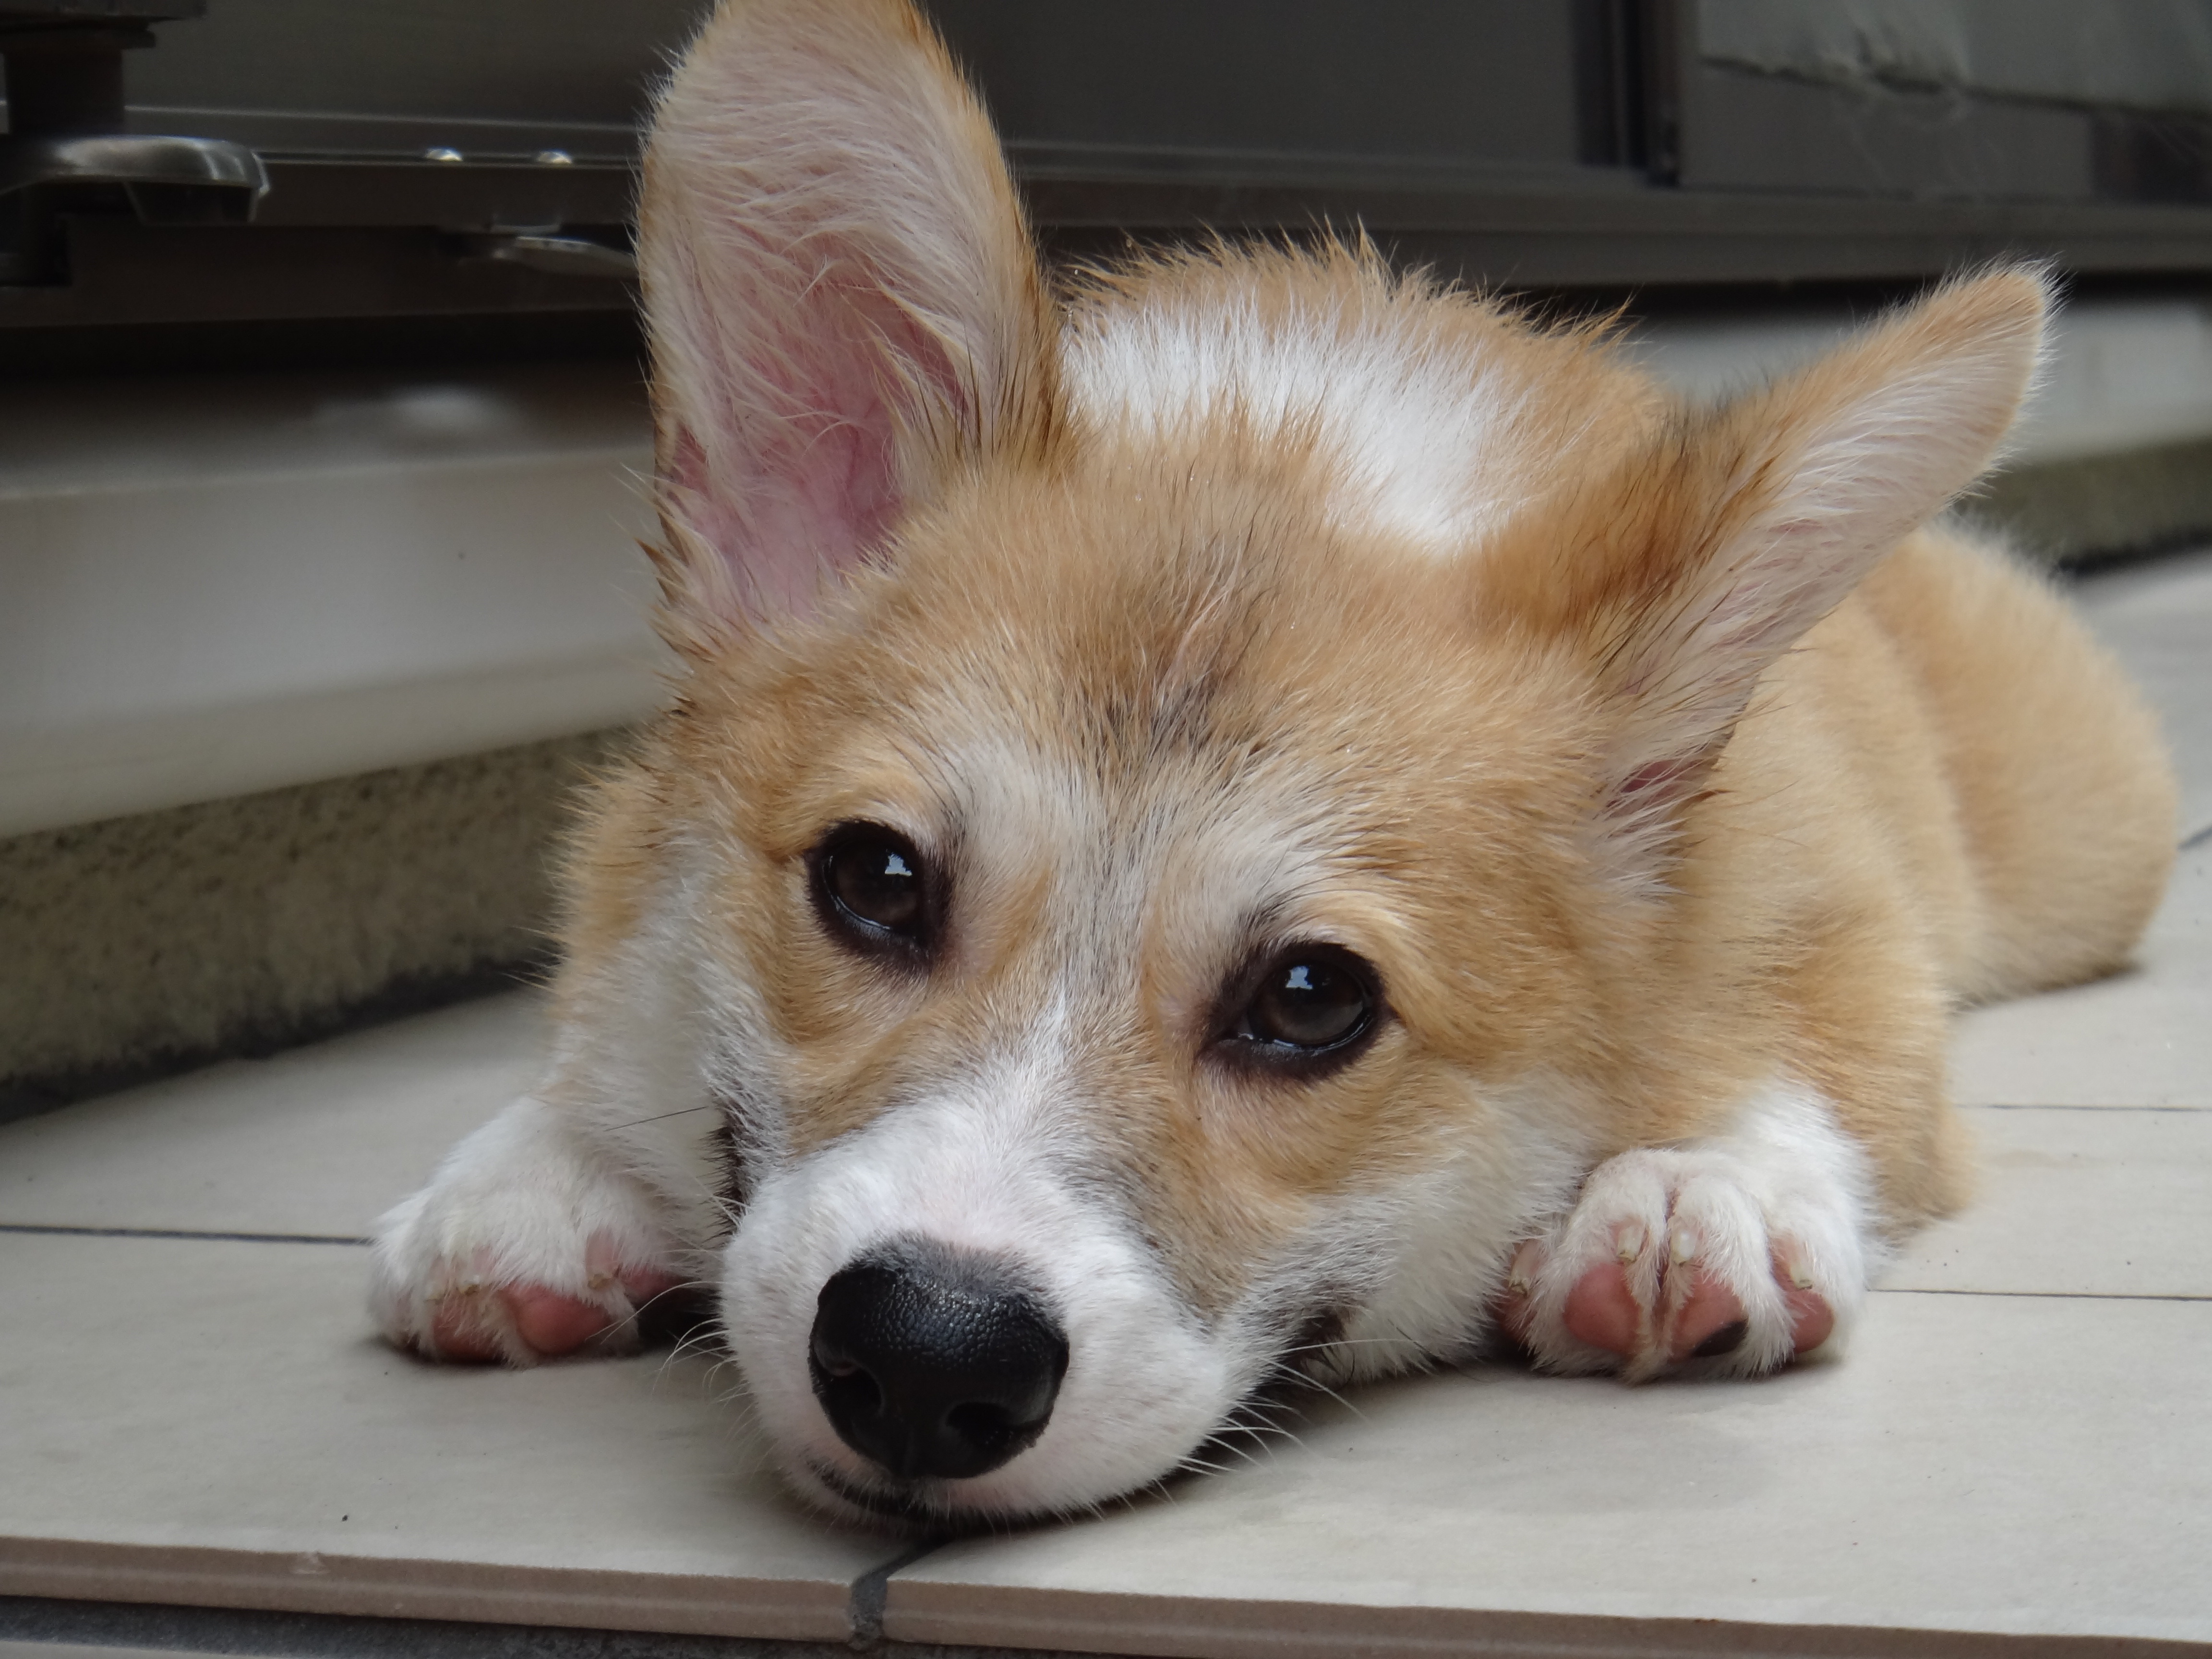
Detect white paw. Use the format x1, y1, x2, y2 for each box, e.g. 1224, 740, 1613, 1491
1496, 1088, 1872, 1382
368, 1096, 687, 1365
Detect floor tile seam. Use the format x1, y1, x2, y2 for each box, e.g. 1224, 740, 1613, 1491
0, 1224, 368, 1247
1878, 1289, 2212, 1306
845, 1540, 945, 1645
2178, 819, 2212, 851
1960, 1101, 2212, 1112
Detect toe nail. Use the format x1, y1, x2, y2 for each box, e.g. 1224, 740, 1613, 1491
1692, 1320, 1749, 1358
1616, 1224, 1645, 1262
1670, 1229, 1696, 1265
1787, 1262, 1815, 1290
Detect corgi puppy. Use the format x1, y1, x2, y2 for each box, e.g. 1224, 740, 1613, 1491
369, 0, 2177, 1527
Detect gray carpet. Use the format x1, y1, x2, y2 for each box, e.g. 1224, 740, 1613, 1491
0, 731, 623, 1121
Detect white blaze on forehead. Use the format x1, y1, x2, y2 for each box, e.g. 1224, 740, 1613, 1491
1059, 293, 1539, 550
937, 727, 1357, 999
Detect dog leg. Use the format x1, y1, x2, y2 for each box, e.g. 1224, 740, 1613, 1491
369, 1096, 686, 1365
1496, 1084, 1870, 1381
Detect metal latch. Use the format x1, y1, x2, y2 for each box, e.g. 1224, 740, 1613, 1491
1, 1, 266, 280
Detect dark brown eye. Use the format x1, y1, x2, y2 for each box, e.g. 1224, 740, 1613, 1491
813, 824, 933, 951
1225, 944, 1378, 1066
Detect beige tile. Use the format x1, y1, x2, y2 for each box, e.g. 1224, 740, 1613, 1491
2072, 548, 2212, 838
887, 1294, 2212, 1656
1887, 1105, 2212, 1297
1949, 841, 2212, 1107
0, 1232, 891, 1641
0, 994, 541, 1238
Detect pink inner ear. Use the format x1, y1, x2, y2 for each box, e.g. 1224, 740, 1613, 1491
1607, 754, 1710, 825
1616, 757, 1699, 802
669, 270, 963, 622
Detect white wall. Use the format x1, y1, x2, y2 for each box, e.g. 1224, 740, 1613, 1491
0, 362, 665, 838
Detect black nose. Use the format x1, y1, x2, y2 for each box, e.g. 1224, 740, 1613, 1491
808, 1244, 1069, 1481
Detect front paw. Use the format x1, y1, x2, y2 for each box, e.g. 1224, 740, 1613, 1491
1497, 1138, 1864, 1382
369, 1097, 685, 1366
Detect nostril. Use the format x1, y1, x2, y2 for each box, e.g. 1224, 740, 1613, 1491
814, 1363, 883, 1419
944, 1399, 1014, 1443
808, 1242, 1069, 1482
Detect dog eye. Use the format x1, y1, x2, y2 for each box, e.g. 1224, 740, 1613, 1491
813, 824, 933, 950
1225, 944, 1378, 1066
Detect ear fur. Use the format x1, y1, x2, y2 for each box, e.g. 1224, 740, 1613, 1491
637, 0, 1057, 645
1485, 267, 2050, 843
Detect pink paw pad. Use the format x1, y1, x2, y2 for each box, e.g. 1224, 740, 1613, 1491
1494, 1233, 1836, 1377
420, 1238, 681, 1364
1552, 1253, 1831, 1366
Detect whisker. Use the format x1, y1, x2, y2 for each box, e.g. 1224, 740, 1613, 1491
605, 1104, 723, 1132
1256, 1358, 1366, 1419
1211, 1436, 1271, 1469
1273, 1334, 1406, 1356
1219, 1412, 1306, 1449
668, 1326, 727, 1364
1220, 1416, 1300, 1443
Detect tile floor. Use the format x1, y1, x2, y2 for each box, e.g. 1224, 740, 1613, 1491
3, 553, 2209, 1659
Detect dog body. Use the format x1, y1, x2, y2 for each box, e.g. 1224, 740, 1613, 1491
370, 0, 2176, 1525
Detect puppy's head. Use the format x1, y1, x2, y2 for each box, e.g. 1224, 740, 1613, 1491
629, 0, 2048, 1526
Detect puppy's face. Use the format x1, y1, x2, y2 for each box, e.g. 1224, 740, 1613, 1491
671, 449, 1613, 1522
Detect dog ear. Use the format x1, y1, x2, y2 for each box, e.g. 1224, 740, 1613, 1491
637, 0, 1057, 645
1488, 267, 2048, 846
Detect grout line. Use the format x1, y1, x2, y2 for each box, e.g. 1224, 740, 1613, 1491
846, 1539, 946, 1647
0, 1223, 370, 1246
1964, 1101, 2212, 1112
2179, 821, 2212, 851
1881, 1288, 2212, 1305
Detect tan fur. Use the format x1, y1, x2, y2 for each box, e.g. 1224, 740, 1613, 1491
559, 267, 2174, 1305
560, 0, 2179, 1321
385, 0, 2179, 1522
